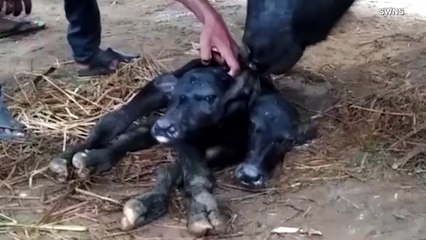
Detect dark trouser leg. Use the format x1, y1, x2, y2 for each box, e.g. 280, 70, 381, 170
64, 0, 139, 77
64, 0, 101, 64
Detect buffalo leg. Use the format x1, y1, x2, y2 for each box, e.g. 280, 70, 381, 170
49, 76, 170, 181
121, 162, 182, 230
175, 142, 226, 237
49, 58, 220, 181
71, 125, 158, 179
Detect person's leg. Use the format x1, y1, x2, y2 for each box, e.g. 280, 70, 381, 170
64, 0, 140, 77
0, 85, 25, 141
0, 15, 38, 141
64, 0, 101, 64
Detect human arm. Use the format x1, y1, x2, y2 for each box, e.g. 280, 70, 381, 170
176, 0, 240, 76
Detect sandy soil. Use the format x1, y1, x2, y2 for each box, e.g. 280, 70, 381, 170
1, 0, 426, 239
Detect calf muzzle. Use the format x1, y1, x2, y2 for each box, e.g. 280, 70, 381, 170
151, 118, 181, 143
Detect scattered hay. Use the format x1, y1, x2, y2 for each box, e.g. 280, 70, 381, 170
0, 56, 172, 181
332, 60, 426, 171
0, 55, 351, 238
9, 57, 163, 140
0, 56, 180, 239
0, 34, 425, 239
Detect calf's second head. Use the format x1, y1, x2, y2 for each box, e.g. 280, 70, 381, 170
235, 94, 311, 188
151, 66, 248, 144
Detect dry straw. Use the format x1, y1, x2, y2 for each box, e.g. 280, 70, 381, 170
0, 56, 178, 238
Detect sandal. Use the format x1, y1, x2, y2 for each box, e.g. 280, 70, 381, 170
77, 48, 140, 77
0, 86, 25, 141
0, 19, 46, 39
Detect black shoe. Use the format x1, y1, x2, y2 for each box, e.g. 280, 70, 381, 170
77, 48, 140, 77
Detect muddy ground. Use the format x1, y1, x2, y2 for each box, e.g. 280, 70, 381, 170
1, 0, 426, 240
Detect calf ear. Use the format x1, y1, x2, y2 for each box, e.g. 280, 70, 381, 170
153, 73, 179, 93
221, 71, 248, 104
221, 70, 259, 105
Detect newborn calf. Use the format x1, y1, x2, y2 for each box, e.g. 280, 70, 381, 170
49, 59, 253, 236
49, 59, 315, 236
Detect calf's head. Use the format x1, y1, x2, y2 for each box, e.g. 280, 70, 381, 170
235, 94, 302, 188
151, 66, 247, 144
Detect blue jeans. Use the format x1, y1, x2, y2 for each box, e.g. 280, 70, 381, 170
65, 0, 101, 64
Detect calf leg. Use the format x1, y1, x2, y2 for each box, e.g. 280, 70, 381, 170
49, 77, 169, 181
71, 125, 158, 179
49, 59, 214, 181
175, 142, 226, 237
205, 145, 247, 171
121, 162, 182, 230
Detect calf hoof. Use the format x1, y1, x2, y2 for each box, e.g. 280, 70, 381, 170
72, 149, 116, 179
121, 192, 168, 231
234, 163, 265, 188
187, 191, 225, 237
49, 157, 69, 182
72, 151, 92, 179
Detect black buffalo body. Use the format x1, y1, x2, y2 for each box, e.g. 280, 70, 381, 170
49, 0, 356, 236
242, 0, 356, 75
49, 59, 315, 236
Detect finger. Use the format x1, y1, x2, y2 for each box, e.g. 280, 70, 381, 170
199, 30, 212, 65
23, 0, 31, 14
13, 0, 23, 16
0, 0, 4, 12
228, 65, 240, 77
219, 46, 240, 77
212, 51, 225, 65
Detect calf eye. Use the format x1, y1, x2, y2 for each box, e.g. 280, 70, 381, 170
179, 95, 187, 102
276, 137, 285, 144
254, 127, 263, 134
204, 95, 217, 104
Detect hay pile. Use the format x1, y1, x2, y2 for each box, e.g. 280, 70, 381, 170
0, 57, 182, 239
1, 56, 176, 181
9, 57, 164, 141
0, 46, 425, 238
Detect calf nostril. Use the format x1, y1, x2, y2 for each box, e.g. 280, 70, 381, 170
168, 125, 176, 133
156, 118, 171, 129
235, 164, 262, 186
243, 164, 261, 181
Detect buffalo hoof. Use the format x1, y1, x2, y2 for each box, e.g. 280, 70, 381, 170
49, 157, 69, 183
71, 149, 117, 179
121, 192, 168, 231
72, 151, 92, 179
187, 191, 225, 237
234, 163, 266, 189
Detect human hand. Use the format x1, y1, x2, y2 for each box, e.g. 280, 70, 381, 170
200, 13, 240, 77
0, 0, 32, 16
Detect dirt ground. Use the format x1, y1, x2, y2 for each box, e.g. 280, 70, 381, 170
1, 0, 426, 240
